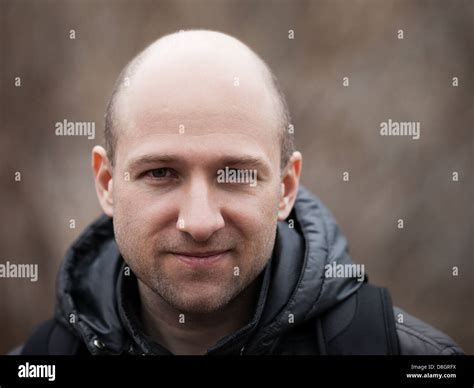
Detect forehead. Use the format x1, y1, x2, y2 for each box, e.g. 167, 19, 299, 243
114, 43, 281, 168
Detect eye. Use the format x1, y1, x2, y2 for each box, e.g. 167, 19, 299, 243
146, 168, 175, 179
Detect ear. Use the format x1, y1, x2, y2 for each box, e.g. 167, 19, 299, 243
92, 146, 114, 216
278, 151, 302, 221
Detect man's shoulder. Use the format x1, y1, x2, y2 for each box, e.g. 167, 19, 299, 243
394, 307, 464, 355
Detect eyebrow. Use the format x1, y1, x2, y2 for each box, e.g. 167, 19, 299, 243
127, 154, 177, 171
220, 156, 268, 170
126, 154, 270, 172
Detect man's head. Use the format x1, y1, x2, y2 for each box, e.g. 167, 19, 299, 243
93, 30, 302, 314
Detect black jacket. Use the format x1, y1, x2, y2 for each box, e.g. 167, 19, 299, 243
16, 187, 463, 355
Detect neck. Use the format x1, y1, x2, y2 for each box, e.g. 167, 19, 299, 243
138, 279, 261, 355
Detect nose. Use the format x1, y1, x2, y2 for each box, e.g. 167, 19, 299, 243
177, 178, 225, 242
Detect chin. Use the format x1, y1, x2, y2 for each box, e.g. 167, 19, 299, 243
171, 286, 235, 314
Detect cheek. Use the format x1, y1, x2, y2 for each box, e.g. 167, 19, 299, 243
252, 185, 280, 220
112, 183, 179, 253
225, 187, 280, 246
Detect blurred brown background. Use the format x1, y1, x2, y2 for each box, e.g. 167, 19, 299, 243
0, 0, 472, 354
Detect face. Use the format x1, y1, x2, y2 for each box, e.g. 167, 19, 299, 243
109, 47, 286, 314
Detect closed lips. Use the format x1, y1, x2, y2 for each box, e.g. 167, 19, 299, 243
173, 250, 229, 258
172, 250, 230, 267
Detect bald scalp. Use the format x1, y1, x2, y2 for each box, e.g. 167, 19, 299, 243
104, 30, 293, 170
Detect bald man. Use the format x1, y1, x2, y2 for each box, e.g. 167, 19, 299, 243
17, 30, 462, 355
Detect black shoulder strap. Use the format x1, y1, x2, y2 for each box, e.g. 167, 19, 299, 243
21, 319, 84, 355
317, 283, 400, 355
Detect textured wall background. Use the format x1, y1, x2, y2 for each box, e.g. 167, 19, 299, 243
0, 0, 472, 354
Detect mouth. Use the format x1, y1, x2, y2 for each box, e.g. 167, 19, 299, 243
171, 250, 231, 268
